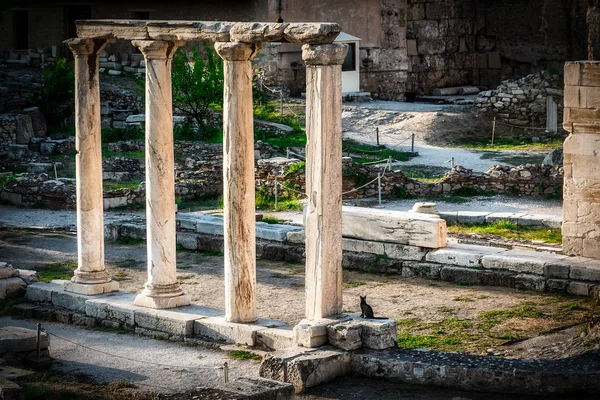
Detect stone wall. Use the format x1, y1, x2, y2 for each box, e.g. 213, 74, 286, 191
562, 61, 600, 260
474, 71, 563, 127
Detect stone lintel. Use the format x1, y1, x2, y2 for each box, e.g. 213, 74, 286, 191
214, 42, 260, 61
76, 20, 340, 44
302, 43, 348, 66
64, 37, 114, 55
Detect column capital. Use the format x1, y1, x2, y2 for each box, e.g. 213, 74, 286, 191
215, 42, 260, 61
64, 38, 113, 56
132, 40, 184, 59
302, 43, 348, 66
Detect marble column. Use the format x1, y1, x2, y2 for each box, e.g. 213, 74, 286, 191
215, 42, 260, 323
64, 38, 118, 295
133, 40, 190, 309
302, 43, 348, 320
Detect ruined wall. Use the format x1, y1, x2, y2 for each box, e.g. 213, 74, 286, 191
406, 0, 587, 94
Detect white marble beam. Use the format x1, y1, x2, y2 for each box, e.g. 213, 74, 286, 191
133, 40, 190, 309
215, 42, 260, 323
302, 43, 348, 320
64, 38, 118, 296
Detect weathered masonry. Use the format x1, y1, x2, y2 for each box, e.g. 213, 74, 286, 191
563, 61, 600, 259
64, 20, 348, 324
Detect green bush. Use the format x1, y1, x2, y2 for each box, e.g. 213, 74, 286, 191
172, 44, 224, 135
38, 57, 75, 126
101, 126, 144, 144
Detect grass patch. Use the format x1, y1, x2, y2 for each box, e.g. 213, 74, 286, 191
117, 236, 144, 245
448, 220, 562, 244
284, 161, 305, 176
256, 185, 302, 211
104, 180, 141, 192
398, 165, 448, 182
261, 216, 285, 224
452, 296, 475, 302
228, 350, 262, 361
102, 126, 144, 144
343, 139, 415, 162
457, 136, 563, 151
479, 303, 544, 329
112, 272, 129, 282
36, 261, 77, 282
256, 130, 307, 148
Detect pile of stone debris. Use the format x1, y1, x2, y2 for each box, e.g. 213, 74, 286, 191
474, 71, 564, 126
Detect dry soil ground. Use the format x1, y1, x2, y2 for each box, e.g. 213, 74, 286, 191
1, 229, 598, 360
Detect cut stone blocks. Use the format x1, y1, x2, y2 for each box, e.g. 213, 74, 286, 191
341, 206, 447, 248
259, 346, 351, 393
294, 316, 351, 348
221, 377, 295, 399
194, 316, 286, 346
85, 292, 140, 326
426, 244, 507, 267
327, 322, 362, 350
482, 250, 568, 275
136, 305, 222, 336
255, 327, 296, 351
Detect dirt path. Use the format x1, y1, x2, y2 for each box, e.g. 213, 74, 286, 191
2, 229, 598, 359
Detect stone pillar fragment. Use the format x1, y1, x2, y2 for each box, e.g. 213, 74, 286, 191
64, 38, 118, 295
133, 40, 190, 309
302, 43, 348, 320
215, 42, 260, 323
562, 61, 600, 259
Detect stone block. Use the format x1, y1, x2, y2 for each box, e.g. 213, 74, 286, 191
17, 269, 40, 285
256, 222, 303, 242
259, 347, 351, 393
63, 280, 119, 296
342, 238, 385, 255
176, 232, 198, 250
222, 377, 295, 399
72, 313, 96, 327
570, 260, 600, 282
478, 270, 515, 288
383, 243, 427, 261
544, 262, 571, 279
15, 114, 34, 144
482, 250, 568, 275
0, 326, 49, 354
359, 319, 397, 350
407, 39, 418, 56
286, 230, 305, 244
407, 20, 439, 39
256, 327, 296, 351
327, 322, 362, 350
85, 292, 139, 326
294, 316, 351, 348
568, 281, 593, 296
401, 262, 441, 279
514, 274, 546, 292
546, 279, 569, 293
54, 309, 73, 324
407, 3, 425, 21
417, 39, 446, 55
341, 206, 446, 248
440, 266, 480, 285
51, 287, 91, 313
25, 281, 61, 302
425, 244, 507, 267
456, 211, 489, 225
136, 305, 221, 336
10, 303, 38, 318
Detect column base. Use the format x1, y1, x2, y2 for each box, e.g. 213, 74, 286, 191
64, 280, 119, 295
134, 293, 191, 309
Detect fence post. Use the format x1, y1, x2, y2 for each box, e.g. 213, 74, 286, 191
411, 133, 415, 153
492, 117, 496, 145
377, 172, 382, 207
274, 175, 279, 211
376, 127, 380, 146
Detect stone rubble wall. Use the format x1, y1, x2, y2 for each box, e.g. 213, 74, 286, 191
473, 72, 564, 127
0, 108, 47, 153
0, 150, 563, 210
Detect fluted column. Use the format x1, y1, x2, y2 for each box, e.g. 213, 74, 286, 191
215, 42, 260, 323
302, 43, 348, 320
64, 38, 118, 295
133, 40, 190, 309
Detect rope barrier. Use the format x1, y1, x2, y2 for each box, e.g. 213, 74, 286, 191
47, 332, 219, 371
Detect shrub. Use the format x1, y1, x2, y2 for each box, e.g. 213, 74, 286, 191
38, 57, 75, 126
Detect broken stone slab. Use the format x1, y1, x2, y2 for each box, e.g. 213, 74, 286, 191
410, 202, 438, 214
326, 322, 362, 350
0, 278, 27, 300
230, 22, 288, 43
176, 231, 199, 250
0, 262, 19, 280
425, 243, 508, 267
294, 316, 352, 348
25, 281, 61, 302
259, 346, 351, 393
136, 305, 223, 337
482, 249, 569, 275
0, 326, 49, 355
255, 222, 303, 242
256, 327, 296, 351
194, 316, 287, 346
340, 206, 447, 248
220, 377, 295, 399
15, 114, 34, 144
283, 23, 341, 44
569, 259, 600, 282
286, 230, 305, 244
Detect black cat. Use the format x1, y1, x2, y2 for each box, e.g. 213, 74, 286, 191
360, 295, 386, 319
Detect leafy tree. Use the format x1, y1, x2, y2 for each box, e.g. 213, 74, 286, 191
171, 43, 223, 134
38, 57, 75, 126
